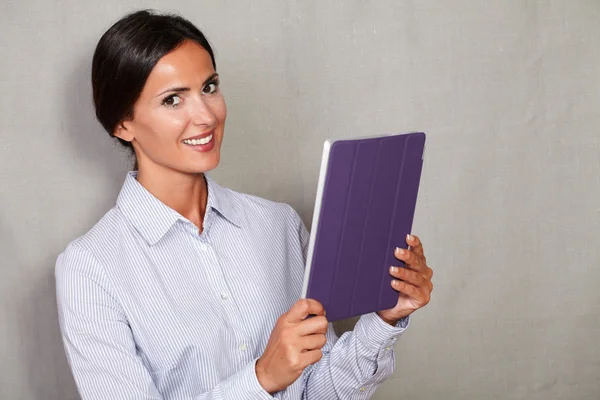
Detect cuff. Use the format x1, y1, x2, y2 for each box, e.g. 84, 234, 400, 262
223, 358, 274, 399
354, 312, 410, 353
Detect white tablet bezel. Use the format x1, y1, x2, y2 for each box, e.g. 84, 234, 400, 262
300, 138, 334, 298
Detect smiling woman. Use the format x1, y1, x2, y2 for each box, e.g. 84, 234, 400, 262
55, 8, 432, 400
92, 11, 224, 176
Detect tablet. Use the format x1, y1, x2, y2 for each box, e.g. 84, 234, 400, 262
300, 132, 426, 322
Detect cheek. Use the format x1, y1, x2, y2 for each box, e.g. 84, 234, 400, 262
148, 111, 188, 141
133, 111, 189, 150
166, 112, 189, 132
220, 101, 227, 122
213, 97, 227, 126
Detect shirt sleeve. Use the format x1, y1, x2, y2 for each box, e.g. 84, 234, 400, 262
292, 210, 409, 399
56, 243, 274, 400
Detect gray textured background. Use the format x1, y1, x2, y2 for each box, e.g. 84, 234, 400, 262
1, 1, 599, 399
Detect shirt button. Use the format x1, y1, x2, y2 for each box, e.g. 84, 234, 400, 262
200, 243, 208, 251
359, 386, 366, 392
386, 346, 392, 352
221, 293, 229, 300
239, 344, 247, 352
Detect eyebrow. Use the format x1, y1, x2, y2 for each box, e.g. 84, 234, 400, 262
155, 73, 219, 97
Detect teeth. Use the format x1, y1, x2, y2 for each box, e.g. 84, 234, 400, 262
183, 134, 213, 146
200, 134, 213, 144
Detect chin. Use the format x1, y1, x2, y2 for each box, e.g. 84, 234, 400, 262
190, 154, 220, 174
175, 141, 222, 174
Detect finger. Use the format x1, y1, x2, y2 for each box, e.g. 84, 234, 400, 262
394, 247, 420, 267
420, 265, 433, 281
392, 279, 432, 305
404, 261, 433, 279
395, 246, 430, 275
389, 266, 427, 288
300, 333, 327, 351
297, 316, 328, 336
286, 299, 325, 323
406, 234, 424, 258
391, 279, 428, 302
299, 349, 323, 368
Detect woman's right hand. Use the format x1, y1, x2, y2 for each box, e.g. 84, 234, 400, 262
256, 299, 328, 394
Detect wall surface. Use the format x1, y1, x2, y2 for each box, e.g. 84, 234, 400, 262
1, 1, 599, 399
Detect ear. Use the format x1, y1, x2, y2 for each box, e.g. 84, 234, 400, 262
114, 120, 135, 143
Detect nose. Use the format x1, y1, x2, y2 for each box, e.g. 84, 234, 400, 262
190, 96, 216, 128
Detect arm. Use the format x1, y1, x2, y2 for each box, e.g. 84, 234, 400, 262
56, 244, 273, 400
292, 211, 409, 399
302, 313, 408, 399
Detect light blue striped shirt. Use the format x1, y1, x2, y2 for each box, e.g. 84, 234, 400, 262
56, 172, 408, 399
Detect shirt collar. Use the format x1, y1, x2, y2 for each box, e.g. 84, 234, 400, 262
204, 174, 242, 228
116, 171, 241, 246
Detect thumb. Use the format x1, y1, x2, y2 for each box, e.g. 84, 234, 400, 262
286, 299, 325, 323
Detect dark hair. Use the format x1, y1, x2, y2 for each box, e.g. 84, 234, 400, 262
91, 10, 216, 166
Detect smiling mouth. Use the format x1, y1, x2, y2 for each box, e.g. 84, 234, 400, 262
182, 133, 214, 146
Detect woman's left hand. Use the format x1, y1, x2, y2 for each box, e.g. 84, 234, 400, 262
377, 234, 434, 325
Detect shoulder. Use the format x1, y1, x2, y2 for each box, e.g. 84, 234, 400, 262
55, 207, 126, 280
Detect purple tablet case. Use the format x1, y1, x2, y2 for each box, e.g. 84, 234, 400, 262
301, 132, 426, 322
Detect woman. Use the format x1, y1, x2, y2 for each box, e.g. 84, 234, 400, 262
56, 9, 433, 400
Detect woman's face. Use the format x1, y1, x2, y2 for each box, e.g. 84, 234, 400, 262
116, 40, 226, 175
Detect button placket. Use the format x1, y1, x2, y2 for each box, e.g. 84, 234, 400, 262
199, 238, 251, 360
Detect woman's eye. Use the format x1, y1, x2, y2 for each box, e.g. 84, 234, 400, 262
203, 82, 218, 94
162, 95, 182, 108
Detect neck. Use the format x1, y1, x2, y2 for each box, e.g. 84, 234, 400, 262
136, 164, 208, 232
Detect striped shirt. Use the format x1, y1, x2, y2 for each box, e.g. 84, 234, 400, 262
56, 172, 408, 399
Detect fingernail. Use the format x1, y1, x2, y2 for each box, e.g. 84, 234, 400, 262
390, 266, 398, 274
407, 234, 412, 242
396, 247, 405, 255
